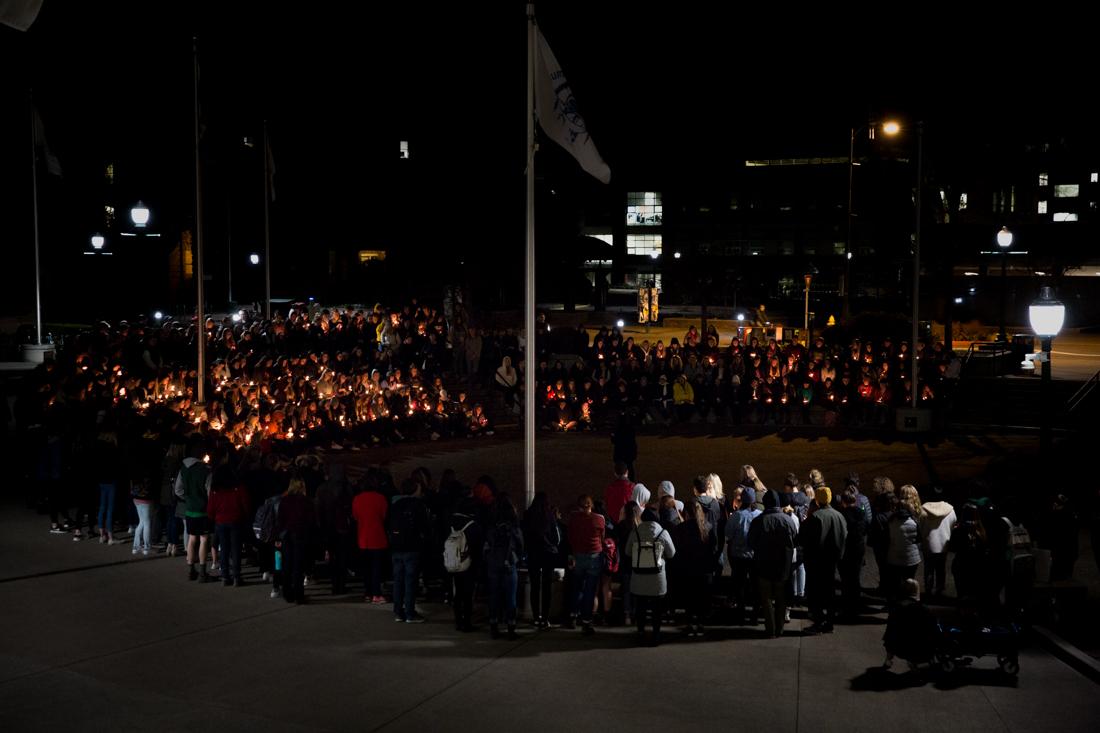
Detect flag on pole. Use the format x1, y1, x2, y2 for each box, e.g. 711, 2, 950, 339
0, 0, 44, 31
534, 27, 610, 184
32, 104, 62, 177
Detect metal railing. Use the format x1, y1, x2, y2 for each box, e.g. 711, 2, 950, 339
962, 340, 1014, 377
1066, 366, 1100, 414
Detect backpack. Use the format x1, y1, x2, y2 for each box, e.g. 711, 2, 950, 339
602, 535, 620, 574
388, 498, 425, 552
632, 526, 665, 575
443, 520, 475, 573
253, 495, 281, 543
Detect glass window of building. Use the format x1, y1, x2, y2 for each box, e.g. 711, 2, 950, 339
105, 163, 115, 183
1091, 172, 1098, 183
1052, 212, 1078, 222
1054, 184, 1079, 198
626, 234, 662, 256
959, 192, 968, 210
626, 192, 662, 226
1039, 172, 1049, 187
1038, 200, 1048, 214
399, 141, 408, 159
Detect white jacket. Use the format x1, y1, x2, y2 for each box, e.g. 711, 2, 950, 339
919, 501, 956, 554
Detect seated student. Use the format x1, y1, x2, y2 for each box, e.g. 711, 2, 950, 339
883, 578, 940, 669
554, 399, 578, 432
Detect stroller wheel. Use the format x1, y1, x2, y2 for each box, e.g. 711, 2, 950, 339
998, 656, 1020, 676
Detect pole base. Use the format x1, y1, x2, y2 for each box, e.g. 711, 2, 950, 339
20, 344, 55, 364
895, 407, 931, 433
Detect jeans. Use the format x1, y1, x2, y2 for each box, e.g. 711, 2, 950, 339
791, 563, 806, 598
571, 553, 602, 623
680, 574, 710, 626
924, 552, 947, 594
132, 502, 153, 551
528, 560, 556, 621
216, 523, 242, 581
283, 535, 308, 603
392, 551, 421, 619
360, 548, 386, 597
97, 483, 116, 535
487, 565, 518, 624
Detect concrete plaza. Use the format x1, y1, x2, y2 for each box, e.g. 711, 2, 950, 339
2, 431, 1098, 732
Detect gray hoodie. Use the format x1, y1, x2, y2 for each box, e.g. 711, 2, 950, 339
624, 518, 677, 597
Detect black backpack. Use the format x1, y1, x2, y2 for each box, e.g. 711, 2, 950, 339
388, 498, 425, 552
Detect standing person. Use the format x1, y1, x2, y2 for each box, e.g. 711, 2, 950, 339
160, 436, 186, 556
918, 490, 955, 599
484, 494, 525, 639
316, 463, 354, 595
726, 487, 762, 625
624, 506, 677, 646
868, 491, 897, 595
800, 486, 847, 633
207, 464, 250, 587
610, 413, 638, 481
276, 476, 316, 604
130, 473, 155, 556
887, 485, 923, 598
448, 493, 484, 632
464, 327, 482, 386
748, 490, 798, 638
604, 462, 634, 527
352, 476, 389, 604
174, 437, 212, 581
671, 495, 716, 637
387, 478, 432, 623
92, 427, 121, 545
566, 494, 606, 635
522, 492, 563, 629
838, 487, 869, 620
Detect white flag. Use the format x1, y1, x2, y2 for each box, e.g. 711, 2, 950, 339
0, 0, 44, 31
32, 104, 62, 177
534, 27, 610, 184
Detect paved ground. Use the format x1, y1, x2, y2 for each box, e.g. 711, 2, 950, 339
3, 432, 1099, 732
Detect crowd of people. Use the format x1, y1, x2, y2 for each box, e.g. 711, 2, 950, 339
30, 424, 1068, 647
507, 321, 963, 432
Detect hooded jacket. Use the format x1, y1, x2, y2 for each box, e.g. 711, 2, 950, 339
623, 513, 677, 596
887, 508, 922, 567
919, 501, 956, 555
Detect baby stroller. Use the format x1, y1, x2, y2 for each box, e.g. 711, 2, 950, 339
936, 621, 1021, 677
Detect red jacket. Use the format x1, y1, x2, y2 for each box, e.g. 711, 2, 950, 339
352, 490, 389, 550
605, 478, 634, 523
207, 486, 251, 526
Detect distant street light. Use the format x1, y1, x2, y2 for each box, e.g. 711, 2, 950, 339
1029, 286, 1065, 456
673, 251, 681, 259
91, 234, 105, 250
154, 311, 164, 320
996, 226, 1013, 342
130, 201, 151, 228
249, 253, 261, 265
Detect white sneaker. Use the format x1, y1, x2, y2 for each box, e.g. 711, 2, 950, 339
142, 549, 150, 556
132, 549, 138, 555
270, 589, 280, 599
262, 571, 271, 582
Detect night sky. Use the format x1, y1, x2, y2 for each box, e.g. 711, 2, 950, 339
1, 2, 1093, 322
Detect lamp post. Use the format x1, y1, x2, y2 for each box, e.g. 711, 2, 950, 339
803, 273, 812, 343
130, 201, 150, 228
1029, 286, 1065, 456
996, 226, 1013, 342
845, 119, 899, 323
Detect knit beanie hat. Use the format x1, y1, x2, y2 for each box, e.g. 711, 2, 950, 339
815, 486, 833, 507
741, 487, 756, 507
657, 480, 675, 498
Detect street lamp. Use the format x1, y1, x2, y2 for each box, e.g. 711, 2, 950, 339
996, 226, 1013, 342
90, 234, 105, 250
130, 201, 151, 228
249, 253, 261, 265
845, 119, 900, 322
1029, 286, 1065, 456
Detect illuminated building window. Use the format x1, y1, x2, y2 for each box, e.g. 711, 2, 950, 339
1091, 172, 1098, 183
104, 205, 115, 227
1038, 200, 1048, 214
626, 192, 662, 226
1039, 172, 1048, 187
626, 234, 662, 256
357, 250, 387, 263
959, 192, 968, 210
1054, 184, 1079, 198
399, 141, 409, 159
1052, 212, 1078, 222
105, 163, 115, 183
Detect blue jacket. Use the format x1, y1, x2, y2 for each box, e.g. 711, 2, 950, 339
725, 506, 762, 559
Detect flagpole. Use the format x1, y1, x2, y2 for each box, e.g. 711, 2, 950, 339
263, 119, 272, 320
524, 3, 537, 509
29, 92, 43, 346
193, 36, 206, 406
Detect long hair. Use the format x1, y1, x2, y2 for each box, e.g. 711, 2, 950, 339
492, 493, 518, 525
705, 473, 725, 502
526, 491, 553, 529
621, 500, 641, 527
683, 495, 709, 543
896, 484, 922, 518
